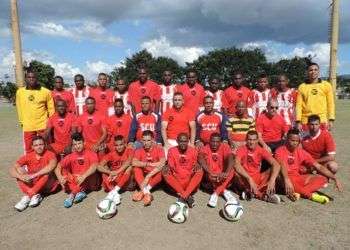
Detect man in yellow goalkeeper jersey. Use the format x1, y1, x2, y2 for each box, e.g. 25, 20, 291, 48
296, 63, 335, 131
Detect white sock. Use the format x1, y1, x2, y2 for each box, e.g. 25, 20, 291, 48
113, 186, 120, 193
223, 189, 233, 200
143, 185, 151, 194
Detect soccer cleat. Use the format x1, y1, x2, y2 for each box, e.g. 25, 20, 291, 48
207, 193, 219, 208
29, 194, 43, 207
64, 194, 74, 208
132, 191, 144, 202
311, 193, 329, 204
186, 195, 195, 208
14, 195, 31, 212
266, 194, 281, 204
241, 191, 253, 201
74, 192, 87, 203
143, 193, 153, 206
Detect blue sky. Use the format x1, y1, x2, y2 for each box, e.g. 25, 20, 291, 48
0, 0, 349, 83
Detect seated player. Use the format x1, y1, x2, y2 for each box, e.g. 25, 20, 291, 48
97, 135, 133, 205
55, 133, 99, 208
276, 129, 342, 204
132, 130, 166, 206
234, 131, 281, 203
163, 133, 203, 208
302, 115, 338, 174
9, 136, 58, 211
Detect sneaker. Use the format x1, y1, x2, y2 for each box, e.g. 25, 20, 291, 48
186, 195, 195, 208
64, 194, 74, 208
143, 193, 153, 206
132, 191, 144, 202
311, 193, 330, 204
266, 194, 281, 204
223, 190, 238, 203
14, 195, 31, 212
207, 193, 219, 208
74, 192, 87, 203
29, 194, 43, 207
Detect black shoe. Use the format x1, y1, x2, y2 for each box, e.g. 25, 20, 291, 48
186, 195, 195, 208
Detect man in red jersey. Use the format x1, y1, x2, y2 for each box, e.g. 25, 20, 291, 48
163, 133, 203, 208
177, 69, 205, 114
132, 130, 166, 206
55, 132, 99, 208
302, 115, 338, 174
222, 71, 251, 116
97, 135, 133, 205
44, 99, 77, 157
109, 79, 132, 116
247, 73, 271, 119
205, 76, 224, 112
159, 70, 179, 114
9, 136, 58, 211
105, 98, 132, 151
276, 129, 342, 204
70, 74, 90, 116
89, 73, 114, 117
162, 92, 196, 153
51, 76, 75, 113
235, 131, 281, 203
128, 67, 161, 114
195, 96, 228, 147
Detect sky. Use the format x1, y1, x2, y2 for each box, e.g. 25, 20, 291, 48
0, 0, 349, 84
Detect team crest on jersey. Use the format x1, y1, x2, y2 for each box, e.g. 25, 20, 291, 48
247, 155, 254, 163
191, 90, 196, 96
287, 156, 295, 165
77, 158, 85, 165
58, 120, 64, 127
311, 89, 318, 95
169, 116, 174, 121
141, 88, 146, 94
237, 92, 243, 98
212, 154, 218, 162
179, 156, 187, 165
87, 118, 94, 124
116, 121, 122, 127
101, 94, 106, 100
28, 95, 35, 101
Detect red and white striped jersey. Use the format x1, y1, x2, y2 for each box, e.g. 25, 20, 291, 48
108, 91, 132, 117
247, 88, 271, 119
160, 84, 178, 114
70, 86, 90, 116
204, 90, 224, 111
271, 88, 297, 126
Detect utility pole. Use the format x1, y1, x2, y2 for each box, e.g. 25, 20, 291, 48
10, 0, 24, 87
329, 0, 340, 93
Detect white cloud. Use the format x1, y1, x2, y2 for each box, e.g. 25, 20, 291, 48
85, 60, 121, 80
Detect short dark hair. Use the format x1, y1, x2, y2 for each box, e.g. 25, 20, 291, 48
173, 92, 183, 97
85, 96, 95, 103
74, 74, 84, 80
141, 95, 151, 102
246, 130, 258, 139
210, 132, 221, 140
186, 69, 197, 76
32, 135, 44, 144
114, 135, 125, 142
307, 62, 319, 70
54, 75, 64, 82
287, 128, 300, 137
25, 70, 37, 77
114, 98, 124, 105
177, 132, 189, 141
258, 73, 268, 79
98, 72, 107, 77
71, 132, 84, 142
307, 114, 321, 124
142, 130, 154, 138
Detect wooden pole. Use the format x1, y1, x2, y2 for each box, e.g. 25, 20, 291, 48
10, 0, 24, 87
329, 0, 340, 93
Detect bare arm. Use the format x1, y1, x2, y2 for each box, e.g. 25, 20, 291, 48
161, 121, 169, 146
313, 162, 342, 191
316, 154, 335, 164
30, 158, 57, 179
189, 120, 196, 146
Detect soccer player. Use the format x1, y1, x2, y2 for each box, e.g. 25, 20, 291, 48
276, 129, 342, 204
235, 131, 281, 203
55, 132, 99, 208
296, 62, 335, 131
128, 67, 161, 114
16, 70, 55, 153
70, 74, 90, 116
222, 71, 251, 116
163, 133, 203, 207
247, 73, 271, 119
129, 96, 161, 147
162, 92, 196, 153
97, 135, 133, 205
205, 76, 224, 112
109, 79, 132, 116
9, 136, 58, 211
159, 70, 179, 114
89, 73, 114, 117
270, 75, 297, 127
302, 115, 338, 174
44, 99, 77, 157
132, 130, 166, 206
51, 76, 75, 113
195, 95, 228, 147
177, 69, 205, 114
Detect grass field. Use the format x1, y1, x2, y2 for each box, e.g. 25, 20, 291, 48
0, 101, 349, 249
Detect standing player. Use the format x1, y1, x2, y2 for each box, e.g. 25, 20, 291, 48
163, 133, 203, 207
109, 79, 132, 116
276, 129, 342, 204
16, 70, 55, 153
70, 74, 90, 116
132, 130, 166, 206
51, 76, 75, 113
296, 63, 335, 131
9, 136, 58, 211
159, 70, 179, 114
247, 73, 271, 119
205, 77, 224, 112
222, 71, 251, 116
89, 73, 114, 117
302, 115, 338, 174
55, 133, 99, 208
97, 135, 133, 205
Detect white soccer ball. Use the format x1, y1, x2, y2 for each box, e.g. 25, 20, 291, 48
96, 198, 117, 219
167, 201, 189, 224
222, 200, 243, 222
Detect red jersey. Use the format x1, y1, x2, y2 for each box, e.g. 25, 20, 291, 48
102, 147, 133, 171
160, 84, 179, 114
247, 88, 271, 119
128, 80, 161, 113
133, 145, 165, 172
302, 130, 336, 159
256, 112, 289, 143
47, 112, 76, 146
17, 150, 56, 174
196, 111, 228, 144
60, 150, 98, 175
271, 88, 297, 126
199, 143, 232, 174
236, 145, 273, 175
167, 146, 198, 179
223, 86, 251, 114
75, 112, 106, 145
130, 112, 160, 141
105, 113, 132, 142
205, 90, 224, 111
162, 107, 195, 140
51, 89, 75, 113
177, 83, 205, 113
275, 145, 316, 176
89, 87, 114, 117
108, 91, 132, 116
70, 86, 90, 116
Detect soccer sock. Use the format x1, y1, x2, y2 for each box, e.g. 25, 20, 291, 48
223, 189, 234, 201
310, 193, 329, 204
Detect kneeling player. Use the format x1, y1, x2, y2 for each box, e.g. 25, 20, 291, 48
97, 135, 133, 205
132, 130, 166, 206
163, 133, 203, 208
9, 136, 58, 211
276, 129, 342, 204
55, 133, 99, 208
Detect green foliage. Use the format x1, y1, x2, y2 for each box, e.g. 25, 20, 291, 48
26, 60, 55, 90
0, 81, 17, 103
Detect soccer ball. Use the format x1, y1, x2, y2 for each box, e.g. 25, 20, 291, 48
96, 198, 117, 219
167, 201, 189, 224
222, 200, 243, 222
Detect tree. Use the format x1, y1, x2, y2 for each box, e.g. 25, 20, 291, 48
0, 81, 17, 103
26, 60, 55, 90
